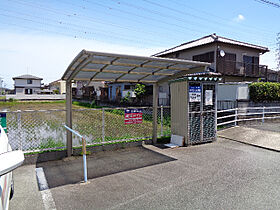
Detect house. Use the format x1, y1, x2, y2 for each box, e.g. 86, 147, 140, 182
154, 33, 277, 82
107, 82, 170, 106
49, 79, 66, 94
73, 81, 107, 101
108, 83, 136, 101
12, 74, 43, 95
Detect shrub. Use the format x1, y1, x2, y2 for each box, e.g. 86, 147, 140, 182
249, 82, 280, 102
53, 89, 59, 94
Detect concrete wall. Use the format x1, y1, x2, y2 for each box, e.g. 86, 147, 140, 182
161, 43, 217, 70
49, 80, 66, 94
6, 94, 65, 100
218, 43, 260, 63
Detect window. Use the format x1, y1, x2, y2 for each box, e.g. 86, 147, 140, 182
124, 85, 131, 90
27, 79, 32, 84
193, 51, 214, 63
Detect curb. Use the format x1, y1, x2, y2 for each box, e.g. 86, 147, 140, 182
218, 135, 280, 153
23, 140, 152, 165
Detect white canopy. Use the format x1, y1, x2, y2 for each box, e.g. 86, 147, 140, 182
62, 50, 211, 84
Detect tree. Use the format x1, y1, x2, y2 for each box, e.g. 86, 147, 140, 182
134, 84, 146, 99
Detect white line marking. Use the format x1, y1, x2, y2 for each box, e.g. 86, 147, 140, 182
35, 167, 57, 210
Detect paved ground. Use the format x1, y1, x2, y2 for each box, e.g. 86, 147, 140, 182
218, 123, 280, 151
10, 139, 280, 210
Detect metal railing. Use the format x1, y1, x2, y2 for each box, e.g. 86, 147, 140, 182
217, 60, 269, 78
217, 106, 280, 127
1, 106, 171, 152
64, 125, 88, 183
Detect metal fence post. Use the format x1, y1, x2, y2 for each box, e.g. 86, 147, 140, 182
234, 108, 238, 126
262, 106, 265, 123
160, 105, 163, 137
17, 110, 22, 150
102, 108, 105, 142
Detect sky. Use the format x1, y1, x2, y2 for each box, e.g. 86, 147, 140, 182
0, 0, 279, 89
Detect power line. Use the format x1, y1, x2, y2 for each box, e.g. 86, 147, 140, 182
139, 0, 276, 38
0, 12, 180, 48
3, 0, 277, 49
0, 8, 181, 46
110, 0, 276, 44
168, 0, 276, 34
255, 0, 280, 8
8, 0, 205, 42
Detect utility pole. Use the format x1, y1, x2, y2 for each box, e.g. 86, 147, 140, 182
0, 77, 3, 94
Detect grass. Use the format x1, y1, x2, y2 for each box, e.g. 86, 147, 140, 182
39, 137, 65, 149
3, 100, 171, 151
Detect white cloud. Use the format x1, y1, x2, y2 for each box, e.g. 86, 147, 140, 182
0, 31, 167, 88
234, 14, 245, 22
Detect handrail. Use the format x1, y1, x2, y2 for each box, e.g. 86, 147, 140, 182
64, 125, 88, 183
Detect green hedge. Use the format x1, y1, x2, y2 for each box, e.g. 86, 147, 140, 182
249, 82, 280, 102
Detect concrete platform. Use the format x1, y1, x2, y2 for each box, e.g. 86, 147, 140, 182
218, 123, 280, 152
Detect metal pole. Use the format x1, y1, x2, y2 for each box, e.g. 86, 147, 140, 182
17, 110, 22, 150
160, 105, 163, 137
102, 108, 105, 142
262, 106, 265, 123
152, 84, 159, 144
66, 81, 73, 157
63, 125, 87, 183
82, 137, 88, 183
235, 108, 238, 126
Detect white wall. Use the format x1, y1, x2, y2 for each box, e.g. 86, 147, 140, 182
6, 94, 65, 100
218, 83, 250, 101
14, 79, 41, 88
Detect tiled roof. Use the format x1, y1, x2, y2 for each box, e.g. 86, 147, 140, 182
153, 34, 269, 56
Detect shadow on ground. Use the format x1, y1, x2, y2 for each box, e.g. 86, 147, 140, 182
36, 146, 176, 189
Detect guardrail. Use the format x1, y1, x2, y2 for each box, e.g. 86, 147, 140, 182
217, 106, 280, 127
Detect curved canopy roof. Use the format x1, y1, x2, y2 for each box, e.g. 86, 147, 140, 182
62, 50, 211, 84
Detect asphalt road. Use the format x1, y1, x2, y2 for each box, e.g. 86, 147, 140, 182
10, 138, 280, 210
218, 123, 280, 151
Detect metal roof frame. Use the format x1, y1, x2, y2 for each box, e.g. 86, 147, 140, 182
62, 50, 211, 84
62, 50, 211, 157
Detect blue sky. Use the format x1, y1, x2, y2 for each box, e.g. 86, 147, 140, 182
0, 0, 279, 88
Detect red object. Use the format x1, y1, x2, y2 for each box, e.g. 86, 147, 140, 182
124, 109, 143, 125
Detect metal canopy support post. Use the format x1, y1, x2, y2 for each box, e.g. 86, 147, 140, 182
66, 81, 73, 157
152, 83, 159, 144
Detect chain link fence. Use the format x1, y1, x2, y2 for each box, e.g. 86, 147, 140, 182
3, 106, 170, 152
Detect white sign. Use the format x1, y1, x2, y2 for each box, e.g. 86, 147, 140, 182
189, 86, 201, 102
159, 92, 167, 99
205, 90, 213, 105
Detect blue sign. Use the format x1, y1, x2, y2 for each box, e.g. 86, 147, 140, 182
189, 86, 201, 102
